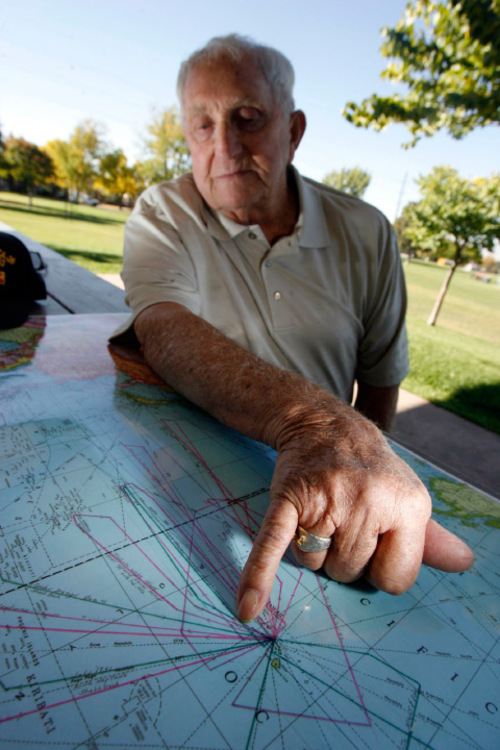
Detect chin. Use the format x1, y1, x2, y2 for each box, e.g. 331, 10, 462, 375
215, 188, 263, 213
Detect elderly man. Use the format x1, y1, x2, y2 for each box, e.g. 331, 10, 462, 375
113, 34, 473, 622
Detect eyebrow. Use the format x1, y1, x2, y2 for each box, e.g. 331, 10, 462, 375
187, 97, 265, 115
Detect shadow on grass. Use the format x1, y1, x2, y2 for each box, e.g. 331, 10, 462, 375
46, 244, 122, 269
435, 382, 500, 435
0, 198, 124, 226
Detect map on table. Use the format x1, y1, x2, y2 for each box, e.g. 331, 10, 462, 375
0, 314, 499, 750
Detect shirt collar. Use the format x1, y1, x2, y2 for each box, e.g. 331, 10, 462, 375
210, 207, 261, 241
292, 167, 330, 248
200, 165, 329, 247
200, 201, 239, 241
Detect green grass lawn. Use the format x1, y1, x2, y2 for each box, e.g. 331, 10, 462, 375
0, 192, 128, 274
402, 260, 500, 434
2, 192, 499, 434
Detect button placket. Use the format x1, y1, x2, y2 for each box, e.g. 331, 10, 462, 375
260, 238, 298, 329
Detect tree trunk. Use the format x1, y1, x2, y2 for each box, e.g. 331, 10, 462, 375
427, 261, 456, 326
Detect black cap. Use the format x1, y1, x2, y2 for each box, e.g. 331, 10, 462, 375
0, 232, 47, 329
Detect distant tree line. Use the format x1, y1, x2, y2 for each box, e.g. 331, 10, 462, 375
1, 120, 497, 280
1, 112, 498, 329
0, 107, 191, 208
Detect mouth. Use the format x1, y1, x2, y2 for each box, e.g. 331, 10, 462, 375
217, 169, 253, 179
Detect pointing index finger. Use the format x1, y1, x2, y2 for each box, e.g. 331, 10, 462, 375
237, 500, 299, 622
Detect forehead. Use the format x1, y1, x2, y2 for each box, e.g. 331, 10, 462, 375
183, 55, 276, 114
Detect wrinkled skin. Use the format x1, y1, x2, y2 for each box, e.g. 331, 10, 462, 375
134, 305, 474, 625
235, 410, 472, 622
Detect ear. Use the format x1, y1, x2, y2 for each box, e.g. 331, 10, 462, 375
288, 110, 306, 163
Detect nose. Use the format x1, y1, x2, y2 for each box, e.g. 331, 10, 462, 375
214, 121, 243, 159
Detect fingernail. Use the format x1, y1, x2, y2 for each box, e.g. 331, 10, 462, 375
238, 589, 260, 623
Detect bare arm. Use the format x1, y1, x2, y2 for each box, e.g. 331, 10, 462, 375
354, 382, 400, 432
135, 302, 474, 622
135, 301, 340, 447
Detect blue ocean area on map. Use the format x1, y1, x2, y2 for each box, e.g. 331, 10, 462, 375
0, 315, 499, 749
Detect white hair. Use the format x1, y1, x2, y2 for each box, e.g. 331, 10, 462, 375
177, 34, 296, 117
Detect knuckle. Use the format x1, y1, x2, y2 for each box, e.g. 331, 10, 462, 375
256, 522, 292, 554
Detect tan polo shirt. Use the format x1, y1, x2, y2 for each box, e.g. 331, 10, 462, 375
113, 168, 409, 403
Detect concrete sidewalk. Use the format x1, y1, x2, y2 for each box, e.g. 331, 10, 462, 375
99, 273, 499, 499
394, 389, 499, 498
100, 273, 125, 289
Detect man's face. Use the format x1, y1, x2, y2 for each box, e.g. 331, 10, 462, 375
182, 55, 302, 224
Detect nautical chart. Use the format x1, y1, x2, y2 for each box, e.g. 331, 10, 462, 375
1, 314, 499, 749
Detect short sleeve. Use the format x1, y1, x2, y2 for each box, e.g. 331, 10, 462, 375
355, 224, 409, 387
121, 189, 201, 320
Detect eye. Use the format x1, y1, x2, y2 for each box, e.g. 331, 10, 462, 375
189, 116, 213, 142
233, 107, 266, 132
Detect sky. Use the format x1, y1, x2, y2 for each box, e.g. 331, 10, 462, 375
1, 0, 498, 222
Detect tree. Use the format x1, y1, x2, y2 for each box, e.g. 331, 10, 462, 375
0, 136, 54, 205
393, 209, 419, 258
343, 0, 500, 147
322, 167, 371, 198
45, 119, 107, 201
482, 252, 497, 273
0, 128, 6, 171
402, 166, 500, 323
44, 138, 78, 197
94, 149, 144, 206
139, 107, 191, 185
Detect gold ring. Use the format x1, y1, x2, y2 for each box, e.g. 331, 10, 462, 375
294, 525, 332, 553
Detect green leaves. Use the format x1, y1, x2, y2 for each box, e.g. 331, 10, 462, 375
343, 0, 500, 146
1, 136, 54, 195
45, 120, 107, 198
402, 166, 500, 262
322, 167, 371, 198
41, 110, 191, 204
138, 107, 191, 185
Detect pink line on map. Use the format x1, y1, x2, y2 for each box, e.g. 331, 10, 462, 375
1, 417, 368, 731
0, 643, 259, 725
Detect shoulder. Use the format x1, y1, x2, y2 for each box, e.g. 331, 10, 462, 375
295, 169, 395, 256
131, 173, 206, 228
302, 174, 392, 232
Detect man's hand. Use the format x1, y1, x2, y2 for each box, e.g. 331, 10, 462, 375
134, 303, 474, 626
236, 411, 474, 623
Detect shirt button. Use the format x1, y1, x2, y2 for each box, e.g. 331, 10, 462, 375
273, 291, 282, 300
248, 231, 257, 240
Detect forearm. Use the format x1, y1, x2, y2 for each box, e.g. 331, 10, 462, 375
134, 302, 373, 451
